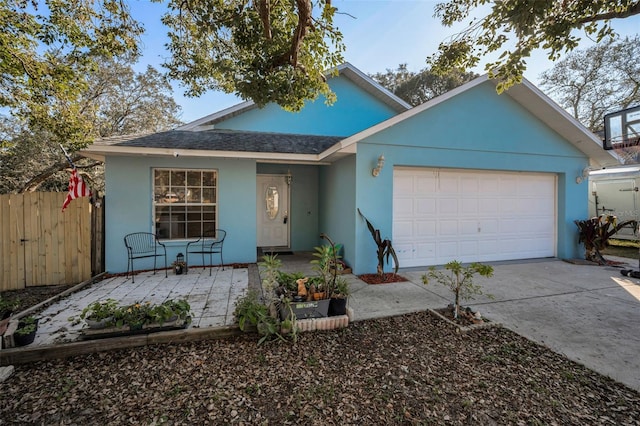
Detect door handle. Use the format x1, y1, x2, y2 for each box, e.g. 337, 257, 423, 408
283, 211, 288, 224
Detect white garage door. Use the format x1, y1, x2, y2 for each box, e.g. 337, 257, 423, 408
393, 168, 556, 267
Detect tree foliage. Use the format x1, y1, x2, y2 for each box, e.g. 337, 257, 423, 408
428, 0, 640, 93
539, 36, 640, 132
0, 58, 182, 194
0, 0, 143, 152
371, 64, 478, 106
158, 0, 345, 112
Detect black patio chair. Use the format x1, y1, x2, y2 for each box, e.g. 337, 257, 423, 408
186, 229, 226, 276
124, 232, 168, 283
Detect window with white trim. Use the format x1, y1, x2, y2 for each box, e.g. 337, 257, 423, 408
153, 169, 217, 239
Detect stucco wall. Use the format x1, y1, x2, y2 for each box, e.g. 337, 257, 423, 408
351, 82, 589, 274
318, 156, 357, 270
214, 75, 398, 136
105, 156, 257, 273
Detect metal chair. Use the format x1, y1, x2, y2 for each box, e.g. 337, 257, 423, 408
124, 232, 168, 283
186, 229, 226, 276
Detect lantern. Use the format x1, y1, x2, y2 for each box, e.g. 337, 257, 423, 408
174, 252, 185, 275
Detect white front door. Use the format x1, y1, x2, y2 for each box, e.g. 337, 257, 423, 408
257, 175, 290, 248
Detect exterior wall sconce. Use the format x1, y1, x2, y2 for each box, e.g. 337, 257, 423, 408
575, 167, 591, 184
372, 155, 385, 177
286, 170, 292, 185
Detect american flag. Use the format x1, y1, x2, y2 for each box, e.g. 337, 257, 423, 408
61, 168, 91, 212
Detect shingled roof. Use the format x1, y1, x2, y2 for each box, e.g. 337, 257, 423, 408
94, 129, 345, 155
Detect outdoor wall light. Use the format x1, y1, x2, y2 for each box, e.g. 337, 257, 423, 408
575, 166, 591, 184
372, 154, 385, 177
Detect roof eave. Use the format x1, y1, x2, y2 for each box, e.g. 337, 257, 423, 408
79, 145, 325, 164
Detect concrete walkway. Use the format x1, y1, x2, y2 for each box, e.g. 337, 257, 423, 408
4, 255, 640, 392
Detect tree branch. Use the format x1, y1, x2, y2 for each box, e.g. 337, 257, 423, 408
18, 155, 101, 193
577, 1, 640, 24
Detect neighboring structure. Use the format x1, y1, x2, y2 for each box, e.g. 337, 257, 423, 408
588, 167, 640, 240
81, 63, 619, 275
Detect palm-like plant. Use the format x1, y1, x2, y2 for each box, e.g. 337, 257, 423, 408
358, 209, 399, 276
575, 215, 637, 264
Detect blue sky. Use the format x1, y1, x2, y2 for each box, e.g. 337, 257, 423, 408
129, 1, 640, 124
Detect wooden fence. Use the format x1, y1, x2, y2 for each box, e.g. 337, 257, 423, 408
0, 193, 104, 291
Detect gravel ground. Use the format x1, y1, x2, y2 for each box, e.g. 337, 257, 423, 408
2, 308, 640, 424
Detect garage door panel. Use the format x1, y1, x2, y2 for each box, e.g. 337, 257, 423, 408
417, 220, 437, 237
417, 198, 436, 215
416, 175, 437, 192
479, 219, 499, 234
393, 198, 413, 217
461, 198, 478, 214
393, 168, 556, 267
439, 220, 458, 236
439, 199, 458, 214
460, 220, 479, 235
459, 240, 478, 256
394, 221, 414, 239
461, 177, 479, 193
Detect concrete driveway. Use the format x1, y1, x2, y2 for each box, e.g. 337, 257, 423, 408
347, 258, 640, 392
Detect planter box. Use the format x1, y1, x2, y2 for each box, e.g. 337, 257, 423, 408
81, 318, 190, 340
280, 299, 330, 320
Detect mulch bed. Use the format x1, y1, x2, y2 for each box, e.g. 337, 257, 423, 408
358, 272, 408, 284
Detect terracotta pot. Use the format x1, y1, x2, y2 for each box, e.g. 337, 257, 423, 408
312, 292, 327, 301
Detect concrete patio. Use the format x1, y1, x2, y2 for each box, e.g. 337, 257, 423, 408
26, 266, 250, 347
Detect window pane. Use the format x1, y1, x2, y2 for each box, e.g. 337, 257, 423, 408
203, 172, 216, 187
187, 223, 201, 238
171, 171, 185, 188
266, 186, 279, 219
187, 171, 201, 186
187, 209, 202, 222
187, 188, 201, 203
203, 222, 216, 236
155, 170, 169, 186
202, 188, 215, 203
171, 222, 185, 239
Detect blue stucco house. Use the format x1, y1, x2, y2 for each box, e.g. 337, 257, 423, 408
82, 63, 618, 275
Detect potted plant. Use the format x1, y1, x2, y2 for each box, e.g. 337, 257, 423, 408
78, 299, 119, 329
0, 296, 18, 335
329, 276, 350, 316
14, 316, 38, 346
119, 301, 153, 330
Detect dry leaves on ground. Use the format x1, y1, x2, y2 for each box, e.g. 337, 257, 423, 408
2, 310, 640, 425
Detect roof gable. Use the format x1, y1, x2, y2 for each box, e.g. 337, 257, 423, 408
325, 76, 618, 168
178, 63, 411, 137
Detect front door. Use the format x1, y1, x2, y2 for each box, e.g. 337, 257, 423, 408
256, 175, 290, 248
